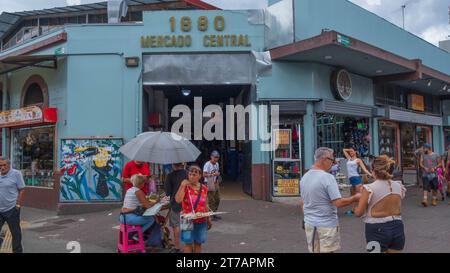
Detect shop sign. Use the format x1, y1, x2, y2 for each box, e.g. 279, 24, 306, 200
331, 69, 352, 101
0, 106, 57, 128
337, 34, 351, 47
141, 15, 252, 49
409, 94, 425, 112
275, 130, 290, 145
276, 179, 299, 196
273, 160, 301, 197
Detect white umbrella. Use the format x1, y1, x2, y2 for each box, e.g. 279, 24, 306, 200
119, 131, 201, 164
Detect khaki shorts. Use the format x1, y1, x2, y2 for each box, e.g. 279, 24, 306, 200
305, 223, 341, 253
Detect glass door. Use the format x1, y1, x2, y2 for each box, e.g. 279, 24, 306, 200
379, 121, 400, 166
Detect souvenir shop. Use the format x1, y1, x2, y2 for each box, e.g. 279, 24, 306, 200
271, 102, 304, 197
376, 84, 441, 185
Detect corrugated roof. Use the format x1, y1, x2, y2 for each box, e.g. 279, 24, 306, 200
0, 0, 176, 41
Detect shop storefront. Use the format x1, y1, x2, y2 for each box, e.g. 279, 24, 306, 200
376, 85, 442, 185
0, 106, 58, 208
1, 0, 450, 208
271, 105, 303, 197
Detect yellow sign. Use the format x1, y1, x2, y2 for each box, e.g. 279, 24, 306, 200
411, 94, 424, 112
277, 179, 299, 195
141, 15, 251, 49
275, 130, 290, 146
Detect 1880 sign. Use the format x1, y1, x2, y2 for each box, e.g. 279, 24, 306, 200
141, 15, 252, 49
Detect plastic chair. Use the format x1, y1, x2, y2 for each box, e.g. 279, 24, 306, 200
117, 224, 146, 253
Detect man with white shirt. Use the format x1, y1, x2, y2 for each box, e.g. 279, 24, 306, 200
300, 148, 361, 253
203, 151, 221, 221
0, 157, 25, 253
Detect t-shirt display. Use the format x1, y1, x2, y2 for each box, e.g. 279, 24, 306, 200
317, 114, 370, 158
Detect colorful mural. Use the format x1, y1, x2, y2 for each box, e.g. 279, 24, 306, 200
60, 139, 123, 202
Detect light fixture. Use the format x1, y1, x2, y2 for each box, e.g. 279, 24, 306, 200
443, 84, 448, 91
324, 55, 333, 60
427, 80, 432, 87
376, 69, 383, 74
125, 57, 139, 67
181, 88, 191, 96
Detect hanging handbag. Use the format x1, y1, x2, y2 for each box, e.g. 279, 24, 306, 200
180, 185, 203, 231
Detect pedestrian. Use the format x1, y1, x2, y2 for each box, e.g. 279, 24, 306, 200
419, 144, 441, 207
203, 151, 221, 221
442, 146, 450, 199
353, 155, 406, 253
0, 157, 25, 253
343, 148, 372, 216
300, 148, 361, 253
415, 146, 425, 188
164, 163, 188, 253
175, 165, 212, 254
122, 160, 151, 197
437, 167, 446, 201
120, 174, 160, 245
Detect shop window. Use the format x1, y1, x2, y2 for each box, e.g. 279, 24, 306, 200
11, 126, 55, 188
400, 123, 416, 169
317, 114, 370, 159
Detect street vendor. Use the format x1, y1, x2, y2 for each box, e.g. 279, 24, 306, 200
175, 164, 212, 254
122, 160, 151, 196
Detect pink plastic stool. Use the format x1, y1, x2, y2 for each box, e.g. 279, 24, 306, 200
117, 224, 146, 253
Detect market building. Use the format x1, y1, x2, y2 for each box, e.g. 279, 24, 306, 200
1, 0, 450, 212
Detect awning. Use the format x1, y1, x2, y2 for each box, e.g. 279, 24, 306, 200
271, 31, 450, 96
0, 55, 57, 75
378, 106, 442, 126
271, 101, 307, 115
316, 100, 376, 118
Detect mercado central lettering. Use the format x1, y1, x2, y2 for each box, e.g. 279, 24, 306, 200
141, 15, 251, 48
140, 34, 251, 48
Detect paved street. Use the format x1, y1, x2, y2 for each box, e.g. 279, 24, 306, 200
5, 186, 450, 253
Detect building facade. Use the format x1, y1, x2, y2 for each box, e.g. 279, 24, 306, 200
1, 0, 450, 212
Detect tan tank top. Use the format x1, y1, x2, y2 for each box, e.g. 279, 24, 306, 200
363, 180, 406, 224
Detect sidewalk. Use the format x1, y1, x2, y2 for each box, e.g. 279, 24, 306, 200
11, 186, 450, 253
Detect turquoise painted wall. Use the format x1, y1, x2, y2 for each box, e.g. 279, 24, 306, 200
294, 0, 450, 75
258, 62, 374, 105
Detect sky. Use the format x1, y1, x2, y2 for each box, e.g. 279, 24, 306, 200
0, 0, 448, 45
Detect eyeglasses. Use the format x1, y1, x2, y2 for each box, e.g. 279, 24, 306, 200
326, 157, 335, 162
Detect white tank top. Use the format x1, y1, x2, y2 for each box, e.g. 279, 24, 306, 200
346, 159, 360, 178
123, 187, 141, 210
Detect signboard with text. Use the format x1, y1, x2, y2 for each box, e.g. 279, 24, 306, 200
0, 106, 57, 128
141, 10, 264, 52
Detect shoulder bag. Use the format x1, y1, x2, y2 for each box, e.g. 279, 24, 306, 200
180, 185, 203, 231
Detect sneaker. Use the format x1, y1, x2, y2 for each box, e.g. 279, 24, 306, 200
345, 210, 354, 216
421, 200, 428, 207
432, 199, 438, 206
170, 248, 183, 253
213, 215, 222, 220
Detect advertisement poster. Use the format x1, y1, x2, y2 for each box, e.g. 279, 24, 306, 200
273, 161, 301, 197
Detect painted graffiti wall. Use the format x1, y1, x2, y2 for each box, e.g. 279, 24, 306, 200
60, 138, 123, 202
